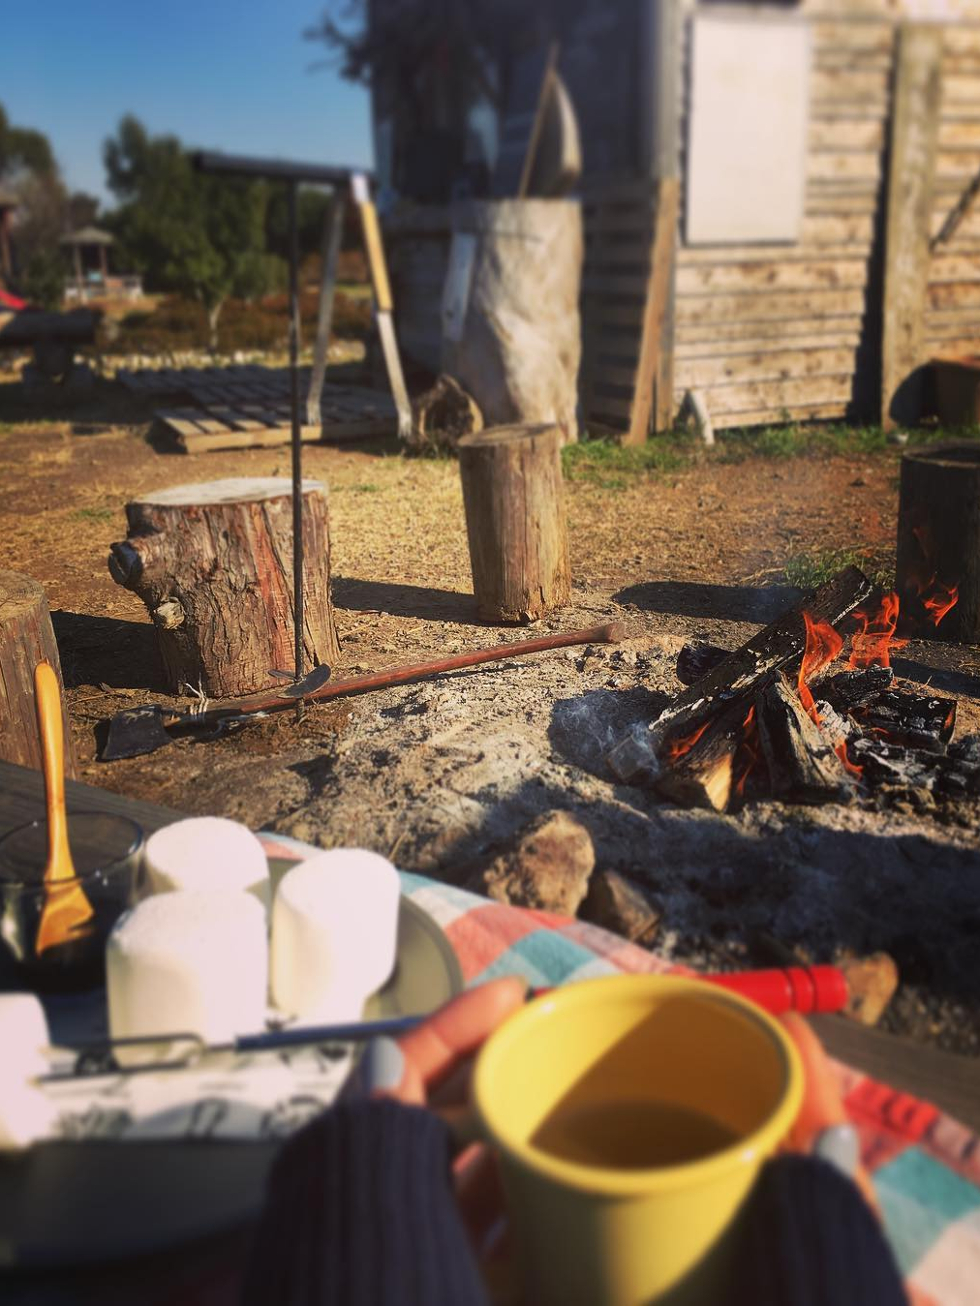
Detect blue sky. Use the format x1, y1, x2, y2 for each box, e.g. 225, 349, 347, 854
3, 0, 373, 205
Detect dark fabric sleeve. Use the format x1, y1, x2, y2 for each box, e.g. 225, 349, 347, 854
729, 1153, 909, 1306
241, 1098, 490, 1306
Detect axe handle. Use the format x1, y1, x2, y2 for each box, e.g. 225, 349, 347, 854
163, 622, 624, 727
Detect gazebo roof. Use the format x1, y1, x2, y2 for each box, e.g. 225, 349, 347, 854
59, 225, 115, 247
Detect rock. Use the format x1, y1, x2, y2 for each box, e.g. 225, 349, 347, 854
838, 951, 900, 1026
580, 870, 661, 946
474, 810, 594, 915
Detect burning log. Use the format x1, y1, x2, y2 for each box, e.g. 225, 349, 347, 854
653, 697, 756, 812
609, 566, 874, 788
849, 689, 957, 755
755, 675, 857, 805
820, 666, 895, 710
675, 641, 730, 687
850, 736, 980, 800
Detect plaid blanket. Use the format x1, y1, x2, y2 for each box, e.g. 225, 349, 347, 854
263, 833, 980, 1306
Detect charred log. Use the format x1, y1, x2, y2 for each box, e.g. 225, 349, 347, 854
609, 566, 874, 783
849, 690, 957, 755
850, 736, 980, 799
653, 696, 754, 813
756, 675, 857, 804
820, 666, 895, 710
675, 642, 730, 687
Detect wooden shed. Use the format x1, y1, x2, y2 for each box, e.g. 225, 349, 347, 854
369, 0, 980, 438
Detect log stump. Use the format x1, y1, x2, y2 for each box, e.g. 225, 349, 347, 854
0, 571, 78, 778
108, 478, 340, 698
457, 424, 570, 623
896, 443, 980, 643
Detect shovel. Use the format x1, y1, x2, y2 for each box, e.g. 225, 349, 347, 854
99, 622, 624, 761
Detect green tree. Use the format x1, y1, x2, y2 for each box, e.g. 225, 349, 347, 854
0, 103, 56, 180
103, 116, 273, 347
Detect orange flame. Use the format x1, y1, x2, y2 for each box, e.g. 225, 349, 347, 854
848, 592, 906, 669
834, 739, 863, 782
908, 523, 960, 628
733, 704, 761, 800
664, 719, 710, 763
923, 582, 959, 627
797, 611, 844, 724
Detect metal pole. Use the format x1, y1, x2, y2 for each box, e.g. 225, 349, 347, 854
287, 180, 304, 686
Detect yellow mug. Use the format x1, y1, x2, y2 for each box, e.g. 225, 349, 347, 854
472, 974, 803, 1305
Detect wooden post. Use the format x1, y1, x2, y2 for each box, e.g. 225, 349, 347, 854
626, 177, 680, 444
896, 443, 980, 643
0, 572, 78, 779
108, 478, 340, 698
457, 424, 570, 623
881, 24, 943, 431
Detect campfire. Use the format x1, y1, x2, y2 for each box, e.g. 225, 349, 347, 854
608, 566, 977, 813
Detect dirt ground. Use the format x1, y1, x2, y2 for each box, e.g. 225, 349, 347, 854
2, 368, 979, 1053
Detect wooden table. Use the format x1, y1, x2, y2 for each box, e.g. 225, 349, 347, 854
3, 758, 978, 1132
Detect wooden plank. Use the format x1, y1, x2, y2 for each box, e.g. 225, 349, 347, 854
675, 316, 866, 346
676, 329, 863, 357
627, 177, 678, 443
152, 408, 211, 437
880, 23, 943, 431
674, 347, 857, 390
203, 406, 269, 432
675, 288, 867, 323
929, 281, 980, 310
809, 118, 886, 151
680, 374, 854, 415
930, 253, 980, 283
812, 20, 894, 57
675, 258, 868, 295
811, 68, 890, 105
708, 401, 848, 430
808, 152, 883, 183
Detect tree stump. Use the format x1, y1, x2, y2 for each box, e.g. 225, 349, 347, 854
0, 571, 78, 778
896, 443, 980, 643
108, 478, 340, 698
457, 424, 570, 623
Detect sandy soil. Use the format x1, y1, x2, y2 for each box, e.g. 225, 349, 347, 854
1, 371, 978, 1051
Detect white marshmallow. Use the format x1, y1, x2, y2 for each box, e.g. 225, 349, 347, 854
0, 1079, 59, 1150
0, 993, 50, 1079
0, 994, 57, 1149
145, 817, 269, 907
106, 891, 269, 1053
271, 850, 400, 1023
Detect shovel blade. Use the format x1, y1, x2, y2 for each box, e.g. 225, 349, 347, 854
98, 705, 173, 761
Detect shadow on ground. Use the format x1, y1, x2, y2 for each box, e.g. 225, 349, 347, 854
614, 580, 803, 624
332, 577, 480, 624
52, 611, 165, 691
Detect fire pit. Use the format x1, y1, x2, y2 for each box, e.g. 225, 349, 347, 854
607, 567, 978, 814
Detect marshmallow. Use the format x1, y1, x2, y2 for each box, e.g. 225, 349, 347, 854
0, 994, 57, 1149
145, 817, 269, 907
0, 993, 50, 1079
271, 851, 400, 1023
106, 891, 269, 1054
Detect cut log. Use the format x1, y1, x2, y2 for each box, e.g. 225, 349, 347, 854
756, 674, 856, 804
457, 424, 570, 623
653, 695, 754, 813
820, 665, 895, 709
896, 443, 980, 643
108, 478, 339, 698
849, 689, 957, 754
609, 566, 874, 782
675, 641, 730, 687
0, 571, 78, 778
850, 735, 980, 799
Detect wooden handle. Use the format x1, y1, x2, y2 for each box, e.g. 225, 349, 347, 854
34, 661, 70, 879
357, 198, 393, 313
